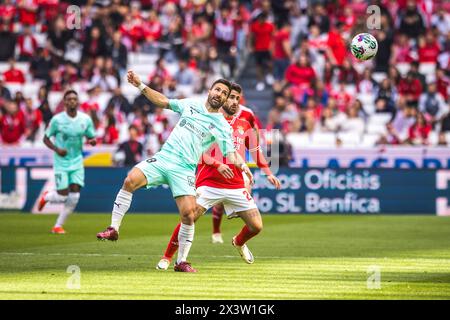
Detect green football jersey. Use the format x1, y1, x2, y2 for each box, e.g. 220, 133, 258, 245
45, 111, 96, 171
157, 98, 235, 168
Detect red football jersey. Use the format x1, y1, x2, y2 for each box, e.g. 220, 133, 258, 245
235, 105, 262, 130
196, 116, 257, 189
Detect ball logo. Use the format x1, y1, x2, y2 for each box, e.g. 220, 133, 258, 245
180, 119, 187, 127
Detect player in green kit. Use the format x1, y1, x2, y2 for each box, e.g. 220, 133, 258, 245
38, 90, 96, 234
97, 71, 253, 272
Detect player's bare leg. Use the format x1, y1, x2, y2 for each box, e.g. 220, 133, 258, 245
51, 184, 81, 234
211, 204, 224, 244
232, 208, 263, 264
157, 205, 206, 270
97, 167, 147, 241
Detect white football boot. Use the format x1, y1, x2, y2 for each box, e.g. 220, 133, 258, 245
232, 236, 254, 264
211, 233, 224, 244
156, 258, 171, 270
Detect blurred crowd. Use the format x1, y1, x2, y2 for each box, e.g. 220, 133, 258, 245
0, 0, 449, 164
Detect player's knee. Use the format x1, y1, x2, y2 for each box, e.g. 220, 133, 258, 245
123, 176, 138, 192
180, 206, 196, 223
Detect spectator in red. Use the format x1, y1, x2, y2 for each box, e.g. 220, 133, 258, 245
3, 59, 26, 84
80, 87, 101, 115
23, 97, 42, 142
143, 10, 162, 42
249, 12, 275, 91
17, 0, 38, 27
331, 82, 353, 112
17, 24, 38, 62
102, 113, 119, 145
0, 100, 26, 144
326, 21, 346, 67
338, 7, 356, 33
398, 71, 423, 105
120, 13, 143, 51
273, 21, 292, 83
0, 0, 16, 22
407, 112, 432, 145
418, 32, 441, 64
285, 54, 316, 88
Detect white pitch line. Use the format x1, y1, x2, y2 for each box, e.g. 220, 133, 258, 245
0, 252, 449, 263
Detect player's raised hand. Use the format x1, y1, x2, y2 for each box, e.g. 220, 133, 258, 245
267, 175, 281, 190
127, 70, 141, 87
217, 164, 234, 179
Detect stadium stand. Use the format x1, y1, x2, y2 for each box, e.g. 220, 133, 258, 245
0, 0, 449, 159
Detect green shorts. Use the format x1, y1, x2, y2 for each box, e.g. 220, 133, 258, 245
54, 167, 85, 190
135, 155, 196, 198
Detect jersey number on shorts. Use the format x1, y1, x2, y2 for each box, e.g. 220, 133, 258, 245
243, 190, 252, 202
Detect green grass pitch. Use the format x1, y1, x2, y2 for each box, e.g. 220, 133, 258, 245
0, 213, 449, 300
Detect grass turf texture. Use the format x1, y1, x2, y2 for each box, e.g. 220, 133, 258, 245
0, 213, 449, 300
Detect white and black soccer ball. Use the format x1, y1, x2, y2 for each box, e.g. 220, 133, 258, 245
350, 33, 378, 61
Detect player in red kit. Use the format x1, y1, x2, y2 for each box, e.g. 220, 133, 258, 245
210, 96, 265, 244
156, 83, 281, 270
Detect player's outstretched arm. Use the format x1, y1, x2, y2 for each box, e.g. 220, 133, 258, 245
246, 132, 281, 190
127, 70, 170, 109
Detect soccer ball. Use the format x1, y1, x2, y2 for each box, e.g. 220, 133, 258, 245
350, 33, 378, 61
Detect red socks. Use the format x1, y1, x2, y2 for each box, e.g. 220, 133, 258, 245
163, 223, 181, 259
234, 225, 258, 246
212, 205, 224, 234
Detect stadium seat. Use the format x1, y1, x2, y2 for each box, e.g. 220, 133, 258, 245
369, 113, 392, 125
428, 131, 439, 146
48, 92, 63, 111
128, 52, 158, 65
22, 82, 42, 99
337, 132, 362, 147
310, 132, 336, 147
3, 83, 23, 95
366, 122, 387, 136
372, 72, 387, 83
419, 63, 436, 83
396, 63, 411, 76
445, 133, 450, 146
361, 133, 380, 147
286, 132, 311, 148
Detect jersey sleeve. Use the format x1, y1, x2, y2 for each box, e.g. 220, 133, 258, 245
84, 117, 95, 139
85, 116, 96, 139
45, 117, 58, 138
168, 99, 188, 114
214, 121, 236, 156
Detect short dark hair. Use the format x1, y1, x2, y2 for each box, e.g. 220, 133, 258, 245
63, 90, 78, 99
210, 78, 232, 95
231, 83, 242, 94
